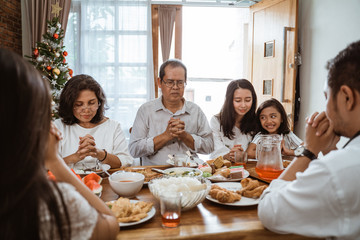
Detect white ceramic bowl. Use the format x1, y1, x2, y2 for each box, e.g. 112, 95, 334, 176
109, 171, 145, 198
148, 175, 211, 211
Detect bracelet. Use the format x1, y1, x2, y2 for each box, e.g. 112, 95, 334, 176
99, 149, 107, 162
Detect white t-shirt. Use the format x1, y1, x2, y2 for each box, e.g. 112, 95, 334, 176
54, 118, 133, 167
258, 135, 360, 239
39, 182, 98, 240
209, 115, 253, 159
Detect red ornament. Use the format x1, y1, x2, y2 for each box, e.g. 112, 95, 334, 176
46, 66, 52, 71
63, 58, 66, 63
63, 51, 68, 56
53, 33, 59, 39
33, 48, 39, 57
69, 69, 73, 77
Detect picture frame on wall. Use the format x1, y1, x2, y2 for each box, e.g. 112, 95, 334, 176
263, 79, 273, 96
264, 40, 275, 58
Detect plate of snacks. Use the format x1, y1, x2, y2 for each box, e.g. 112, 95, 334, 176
106, 197, 155, 227
123, 167, 162, 184
198, 156, 249, 182
206, 178, 267, 206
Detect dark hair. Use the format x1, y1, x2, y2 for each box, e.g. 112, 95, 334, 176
159, 58, 187, 82
0, 49, 70, 239
216, 79, 257, 139
58, 74, 107, 125
326, 40, 360, 98
256, 98, 290, 135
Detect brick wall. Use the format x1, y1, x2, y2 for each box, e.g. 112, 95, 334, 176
0, 0, 22, 55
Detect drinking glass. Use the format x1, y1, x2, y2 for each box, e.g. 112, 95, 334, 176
160, 192, 182, 228
234, 150, 248, 168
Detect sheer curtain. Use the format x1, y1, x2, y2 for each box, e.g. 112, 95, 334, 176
64, 0, 154, 140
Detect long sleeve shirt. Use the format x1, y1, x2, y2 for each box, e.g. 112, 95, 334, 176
129, 97, 214, 166
258, 135, 360, 239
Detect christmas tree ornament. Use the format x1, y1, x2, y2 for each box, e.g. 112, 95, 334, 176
63, 51, 68, 56
33, 48, 39, 57
55, 52, 60, 57
36, 56, 43, 62
52, 68, 60, 75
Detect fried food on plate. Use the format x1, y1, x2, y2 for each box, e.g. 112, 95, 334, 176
237, 178, 267, 199
107, 197, 153, 223
123, 167, 161, 183
209, 185, 241, 203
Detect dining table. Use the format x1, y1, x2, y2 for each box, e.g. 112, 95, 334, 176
100, 160, 320, 240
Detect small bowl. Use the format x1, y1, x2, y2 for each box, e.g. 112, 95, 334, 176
109, 171, 145, 198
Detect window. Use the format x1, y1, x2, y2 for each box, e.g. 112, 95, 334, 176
65, 0, 154, 139
183, 7, 249, 120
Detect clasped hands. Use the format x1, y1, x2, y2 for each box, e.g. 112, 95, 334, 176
166, 117, 186, 140
76, 134, 101, 160
224, 144, 244, 162
305, 111, 340, 157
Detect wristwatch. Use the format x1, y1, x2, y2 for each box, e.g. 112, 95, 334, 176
294, 145, 317, 161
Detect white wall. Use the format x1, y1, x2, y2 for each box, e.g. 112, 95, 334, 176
294, 0, 360, 146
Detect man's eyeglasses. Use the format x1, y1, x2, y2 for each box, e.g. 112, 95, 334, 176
73, 102, 100, 112
162, 80, 187, 88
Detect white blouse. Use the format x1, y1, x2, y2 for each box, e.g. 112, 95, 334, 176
209, 115, 253, 159
54, 118, 133, 167
39, 182, 98, 240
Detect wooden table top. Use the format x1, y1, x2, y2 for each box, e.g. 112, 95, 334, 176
101, 162, 319, 240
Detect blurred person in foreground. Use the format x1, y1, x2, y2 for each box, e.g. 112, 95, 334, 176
55, 74, 133, 169
0, 48, 119, 239
258, 40, 360, 239
129, 59, 214, 165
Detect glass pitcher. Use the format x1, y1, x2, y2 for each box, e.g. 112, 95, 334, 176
255, 134, 284, 180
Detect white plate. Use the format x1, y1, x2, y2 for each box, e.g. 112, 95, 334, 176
206, 182, 260, 206
207, 169, 250, 182
73, 163, 110, 175
107, 200, 156, 227
163, 167, 202, 177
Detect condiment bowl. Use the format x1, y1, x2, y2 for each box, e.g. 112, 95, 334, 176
109, 171, 144, 198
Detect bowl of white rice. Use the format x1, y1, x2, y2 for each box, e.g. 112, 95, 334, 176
148, 175, 211, 211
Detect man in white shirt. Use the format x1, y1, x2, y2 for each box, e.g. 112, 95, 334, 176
129, 59, 214, 166
258, 40, 360, 239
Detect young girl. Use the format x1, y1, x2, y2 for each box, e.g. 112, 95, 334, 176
246, 98, 303, 159
210, 79, 257, 160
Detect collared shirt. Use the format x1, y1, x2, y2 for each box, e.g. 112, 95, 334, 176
129, 97, 214, 166
209, 115, 253, 159
258, 135, 360, 239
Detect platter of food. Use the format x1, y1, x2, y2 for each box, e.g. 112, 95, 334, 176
206, 179, 267, 206
207, 169, 250, 182
106, 198, 155, 227
73, 163, 110, 175
163, 167, 202, 177
122, 167, 162, 184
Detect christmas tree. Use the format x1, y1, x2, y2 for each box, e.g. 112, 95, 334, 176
26, 17, 73, 119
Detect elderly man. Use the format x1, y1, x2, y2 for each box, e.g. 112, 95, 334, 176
129, 59, 214, 165
258, 40, 360, 239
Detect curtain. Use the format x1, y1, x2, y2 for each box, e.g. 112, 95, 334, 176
158, 5, 176, 62
23, 0, 71, 50
64, 0, 154, 145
